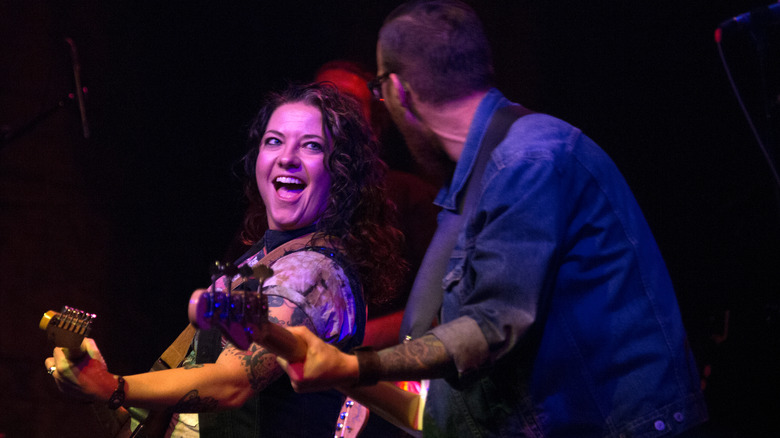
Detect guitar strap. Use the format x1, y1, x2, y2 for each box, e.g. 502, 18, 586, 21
123, 324, 198, 438
153, 324, 198, 371
399, 104, 534, 341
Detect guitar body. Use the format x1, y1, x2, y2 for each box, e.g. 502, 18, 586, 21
335, 397, 369, 437
128, 409, 171, 438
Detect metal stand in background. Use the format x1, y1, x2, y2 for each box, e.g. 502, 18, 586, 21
716, 2, 780, 191
1, 36, 89, 151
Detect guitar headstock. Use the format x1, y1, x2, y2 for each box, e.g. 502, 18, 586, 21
39, 306, 96, 351
188, 262, 274, 350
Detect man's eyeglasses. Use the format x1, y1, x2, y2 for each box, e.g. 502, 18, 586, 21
367, 72, 391, 101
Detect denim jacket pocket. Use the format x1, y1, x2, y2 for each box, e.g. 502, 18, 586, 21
441, 249, 467, 292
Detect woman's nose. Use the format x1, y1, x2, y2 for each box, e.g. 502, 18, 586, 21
278, 145, 301, 168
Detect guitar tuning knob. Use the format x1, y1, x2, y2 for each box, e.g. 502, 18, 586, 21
238, 265, 253, 278
223, 262, 241, 277
209, 261, 224, 277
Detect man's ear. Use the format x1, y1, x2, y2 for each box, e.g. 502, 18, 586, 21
389, 73, 410, 109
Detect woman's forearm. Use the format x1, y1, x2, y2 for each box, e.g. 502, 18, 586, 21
120, 364, 252, 412
121, 343, 283, 412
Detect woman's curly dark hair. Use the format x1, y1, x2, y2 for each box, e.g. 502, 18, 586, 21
241, 82, 406, 307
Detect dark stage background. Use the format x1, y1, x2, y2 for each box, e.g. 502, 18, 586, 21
1, 1, 778, 436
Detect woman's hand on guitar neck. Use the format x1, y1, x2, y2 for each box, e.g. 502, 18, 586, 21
276, 325, 360, 393
45, 337, 119, 404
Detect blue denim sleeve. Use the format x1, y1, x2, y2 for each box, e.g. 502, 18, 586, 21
434, 116, 574, 375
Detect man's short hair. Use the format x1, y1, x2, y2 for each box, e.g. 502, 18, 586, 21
379, 0, 494, 105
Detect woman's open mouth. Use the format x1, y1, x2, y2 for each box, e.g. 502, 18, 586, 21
273, 176, 306, 199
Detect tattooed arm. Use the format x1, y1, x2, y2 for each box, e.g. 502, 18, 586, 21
375, 334, 457, 381
46, 295, 315, 413
204, 296, 317, 405
274, 327, 456, 432
278, 327, 456, 393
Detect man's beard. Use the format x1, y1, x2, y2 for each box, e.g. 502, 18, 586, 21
391, 108, 455, 187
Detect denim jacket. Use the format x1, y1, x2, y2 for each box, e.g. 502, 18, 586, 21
424, 89, 708, 437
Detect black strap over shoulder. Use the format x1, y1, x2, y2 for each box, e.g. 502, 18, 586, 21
400, 104, 534, 341
460, 104, 534, 213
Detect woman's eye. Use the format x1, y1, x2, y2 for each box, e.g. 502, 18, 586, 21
303, 141, 323, 152
262, 137, 281, 147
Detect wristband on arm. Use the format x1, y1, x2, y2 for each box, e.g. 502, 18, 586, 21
351, 346, 381, 386
107, 376, 126, 410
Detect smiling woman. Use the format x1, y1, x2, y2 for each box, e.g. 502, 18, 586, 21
242, 83, 407, 309
255, 102, 332, 231
43, 82, 405, 437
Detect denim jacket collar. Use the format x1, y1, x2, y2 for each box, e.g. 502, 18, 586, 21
434, 88, 510, 211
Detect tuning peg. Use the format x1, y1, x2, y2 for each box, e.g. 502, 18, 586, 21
238, 265, 254, 278
222, 262, 240, 277
209, 261, 224, 277
253, 265, 273, 280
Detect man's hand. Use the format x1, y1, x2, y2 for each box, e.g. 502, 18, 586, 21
276, 326, 360, 392
44, 337, 118, 403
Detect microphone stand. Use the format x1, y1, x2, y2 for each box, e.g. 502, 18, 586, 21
0, 95, 75, 150
1, 36, 89, 151
716, 5, 780, 192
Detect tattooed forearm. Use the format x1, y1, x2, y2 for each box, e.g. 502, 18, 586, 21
171, 390, 219, 413
377, 334, 457, 381
240, 344, 284, 392
222, 294, 317, 392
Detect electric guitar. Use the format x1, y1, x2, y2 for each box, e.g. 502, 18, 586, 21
40, 306, 134, 438
40, 306, 179, 438
188, 264, 422, 436
335, 397, 369, 437
188, 262, 303, 356
189, 262, 371, 436
40, 305, 96, 351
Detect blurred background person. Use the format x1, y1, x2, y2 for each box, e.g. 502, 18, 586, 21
315, 59, 439, 349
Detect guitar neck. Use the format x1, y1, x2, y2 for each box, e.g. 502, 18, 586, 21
265, 324, 423, 434
339, 382, 423, 434
253, 322, 308, 363
253, 322, 422, 432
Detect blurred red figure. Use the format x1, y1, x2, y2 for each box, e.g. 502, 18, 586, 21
315, 60, 439, 350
